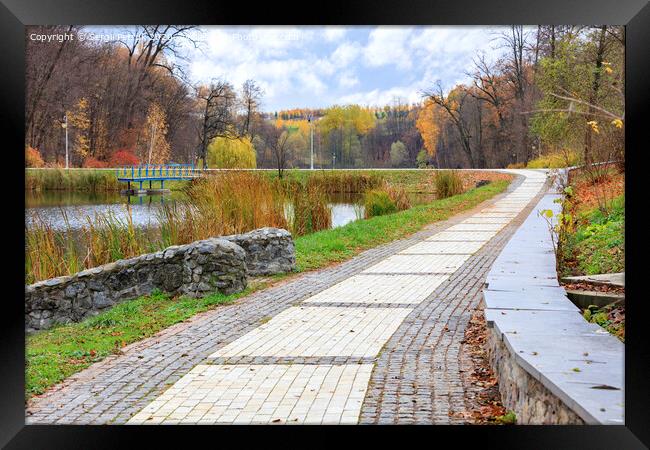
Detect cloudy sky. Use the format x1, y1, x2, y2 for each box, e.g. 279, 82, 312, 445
92, 26, 524, 112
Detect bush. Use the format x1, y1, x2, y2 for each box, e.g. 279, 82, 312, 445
207, 136, 256, 169
435, 170, 464, 198
82, 157, 109, 168
526, 150, 582, 169
364, 190, 397, 218
416, 149, 429, 168
109, 149, 140, 167
506, 162, 526, 169
25, 146, 45, 168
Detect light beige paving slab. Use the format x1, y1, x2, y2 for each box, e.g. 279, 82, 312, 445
460, 217, 512, 224
426, 230, 498, 242
127, 364, 373, 424
362, 253, 469, 274
446, 222, 506, 232
399, 240, 486, 255
303, 274, 447, 304
210, 306, 412, 358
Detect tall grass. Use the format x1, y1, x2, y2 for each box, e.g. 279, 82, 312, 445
26, 169, 121, 192
435, 170, 464, 198
289, 185, 332, 235
274, 171, 384, 193
25, 207, 152, 284
364, 182, 411, 218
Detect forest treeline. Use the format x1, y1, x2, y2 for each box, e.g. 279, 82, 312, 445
25, 25, 624, 171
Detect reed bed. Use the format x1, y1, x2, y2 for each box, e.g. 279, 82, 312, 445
26, 169, 122, 192
25, 171, 449, 283
25, 208, 153, 284
289, 184, 332, 235
434, 170, 465, 199
363, 182, 411, 218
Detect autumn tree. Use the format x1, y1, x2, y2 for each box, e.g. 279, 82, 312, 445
206, 136, 257, 169
390, 141, 407, 167
136, 102, 171, 164
423, 83, 476, 167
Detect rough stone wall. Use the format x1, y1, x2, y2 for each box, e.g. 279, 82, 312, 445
486, 328, 585, 424
26, 228, 296, 332
25, 239, 249, 333
223, 227, 296, 276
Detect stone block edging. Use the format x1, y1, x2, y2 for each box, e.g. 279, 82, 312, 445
482, 190, 624, 425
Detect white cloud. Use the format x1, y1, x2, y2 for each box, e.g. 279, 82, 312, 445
180, 25, 518, 111
338, 71, 360, 88
330, 41, 362, 67
337, 84, 423, 107
323, 27, 347, 42
363, 27, 413, 70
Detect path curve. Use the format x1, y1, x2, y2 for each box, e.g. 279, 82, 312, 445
27, 169, 549, 425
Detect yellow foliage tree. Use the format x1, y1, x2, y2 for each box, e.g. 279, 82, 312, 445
67, 98, 91, 158
137, 102, 171, 164
207, 136, 257, 169
416, 99, 444, 157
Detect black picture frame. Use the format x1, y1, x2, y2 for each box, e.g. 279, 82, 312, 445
2, 0, 648, 447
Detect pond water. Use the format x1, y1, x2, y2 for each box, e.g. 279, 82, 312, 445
25, 191, 436, 231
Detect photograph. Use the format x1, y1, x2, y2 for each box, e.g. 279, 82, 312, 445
1, 0, 648, 446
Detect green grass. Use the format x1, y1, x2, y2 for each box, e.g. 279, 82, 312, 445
25, 178, 511, 399
560, 194, 624, 276
294, 180, 510, 272
26, 287, 255, 399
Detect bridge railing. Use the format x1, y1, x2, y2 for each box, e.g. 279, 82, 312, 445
116, 164, 199, 180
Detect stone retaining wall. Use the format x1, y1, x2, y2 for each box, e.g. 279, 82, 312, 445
486, 326, 585, 424
25, 228, 296, 332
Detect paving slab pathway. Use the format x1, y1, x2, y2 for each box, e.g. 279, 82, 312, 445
26, 169, 550, 425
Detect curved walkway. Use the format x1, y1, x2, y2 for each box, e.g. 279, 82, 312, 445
27, 169, 549, 425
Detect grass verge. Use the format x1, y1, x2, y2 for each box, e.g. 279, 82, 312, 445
26, 287, 256, 399
26, 178, 511, 399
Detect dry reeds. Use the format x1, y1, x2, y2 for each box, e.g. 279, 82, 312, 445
435, 170, 464, 199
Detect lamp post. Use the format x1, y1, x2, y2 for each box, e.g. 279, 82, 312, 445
62, 113, 69, 169
308, 114, 314, 170
332, 153, 336, 170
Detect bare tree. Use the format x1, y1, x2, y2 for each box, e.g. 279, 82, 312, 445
117, 25, 199, 129
194, 80, 237, 169
238, 80, 263, 139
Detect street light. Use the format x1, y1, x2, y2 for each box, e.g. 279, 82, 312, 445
332, 153, 336, 170
308, 114, 314, 170
62, 113, 69, 169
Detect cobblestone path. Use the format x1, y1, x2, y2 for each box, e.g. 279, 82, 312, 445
27, 170, 549, 425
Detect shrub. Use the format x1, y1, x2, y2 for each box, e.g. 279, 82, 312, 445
526, 150, 582, 169
416, 149, 429, 168
82, 157, 110, 168
435, 170, 464, 198
364, 190, 397, 218
25, 146, 45, 168
109, 149, 140, 167
506, 162, 526, 169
